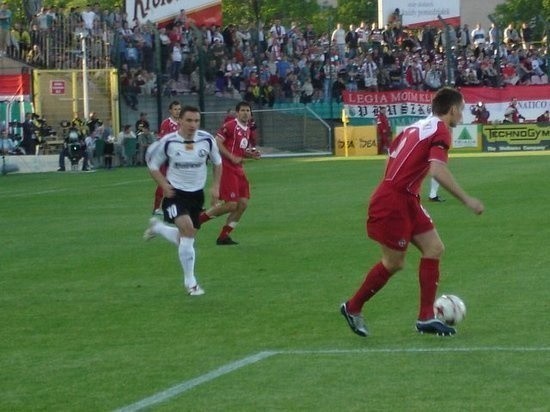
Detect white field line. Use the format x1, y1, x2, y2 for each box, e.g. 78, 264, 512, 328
114, 351, 277, 412
1, 179, 150, 199
113, 346, 550, 411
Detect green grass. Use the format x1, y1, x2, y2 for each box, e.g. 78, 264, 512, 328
1, 155, 549, 411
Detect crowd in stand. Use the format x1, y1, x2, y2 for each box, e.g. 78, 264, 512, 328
1, 3, 549, 110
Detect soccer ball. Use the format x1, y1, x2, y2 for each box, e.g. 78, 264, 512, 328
434, 295, 466, 325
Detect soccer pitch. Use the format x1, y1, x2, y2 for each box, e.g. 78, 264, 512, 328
1, 155, 549, 411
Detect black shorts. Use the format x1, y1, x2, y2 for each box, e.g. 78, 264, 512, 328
162, 189, 205, 229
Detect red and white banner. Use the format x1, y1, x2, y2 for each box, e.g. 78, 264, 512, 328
127, 0, 221, 27
0, 74, 31, 101
343, 86, 550, 125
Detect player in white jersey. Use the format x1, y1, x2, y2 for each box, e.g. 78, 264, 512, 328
144, 106, 222, 296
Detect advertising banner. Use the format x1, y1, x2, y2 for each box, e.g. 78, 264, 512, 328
482, 123, 550, 152
378, 0, 460, 28
334, 126, 378, 156
344, 86, 550, 128
127, 0, 221, 27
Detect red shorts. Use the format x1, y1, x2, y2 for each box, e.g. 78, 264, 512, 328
219, 167, 250, 201
367, 187, 434, 251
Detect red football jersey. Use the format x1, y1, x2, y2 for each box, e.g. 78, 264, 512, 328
216, 118, 251, 171
158, 117, 179, 138
382, 116, 450, 195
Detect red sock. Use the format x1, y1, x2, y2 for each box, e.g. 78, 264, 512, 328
218, 225, 233, 240
153, 186, 163, 210
199, 212, 211, 224
347, 262, 392, 314
418, 258, 440, 320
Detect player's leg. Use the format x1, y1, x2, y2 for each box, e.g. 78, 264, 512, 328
429, 178, 444, 202
217, 197, 248, 244
199, 168, 239, 224
199, 200, 237, 223
411, 228, 444, 320
153, 164, 168, 214
217, 174, 251, 243
174, 213, 202, 293
411, 228, 455, 335
341, 245, 405, 337
347, 244, 405, 314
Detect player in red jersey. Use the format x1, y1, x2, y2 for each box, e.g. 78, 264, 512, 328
199, 101, 261, 245
340, 87, 484, 337
375, 106, 391, 154
152, 100, 182, 214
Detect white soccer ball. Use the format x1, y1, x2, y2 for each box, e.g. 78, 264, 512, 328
434, 295, 466, 326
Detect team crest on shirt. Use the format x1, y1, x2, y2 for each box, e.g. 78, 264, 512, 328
398, 239, 408, 248
198, 148, 208, 157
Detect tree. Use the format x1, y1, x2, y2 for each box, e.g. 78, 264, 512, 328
494, 0, 550, 40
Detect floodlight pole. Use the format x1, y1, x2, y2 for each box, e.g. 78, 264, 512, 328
81, 33, 90, 121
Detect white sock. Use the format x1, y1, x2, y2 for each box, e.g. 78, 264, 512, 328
228, 221, 238, 229
154, 221, 180, 246
429, 179, 440, 198
178, 237, 197, 288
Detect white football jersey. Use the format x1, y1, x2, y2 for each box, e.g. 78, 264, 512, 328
147, 130, 222, 192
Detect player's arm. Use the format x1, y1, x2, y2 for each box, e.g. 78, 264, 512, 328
215, 134, 243, 165
149, 168, 175, 198
209, 138, 223, 205
147, 141, 175, 198
429, 161, 484, 215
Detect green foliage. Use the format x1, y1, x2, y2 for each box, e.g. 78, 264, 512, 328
494, 0, 550, 39
1, 155, 550, 410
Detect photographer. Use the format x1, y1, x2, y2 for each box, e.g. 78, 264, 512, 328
470, 102, 490, 124
31, 114, 55, 155
57, 120, 90, 172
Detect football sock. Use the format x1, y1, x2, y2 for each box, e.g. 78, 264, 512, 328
153, 186, 163, 210
178, 237, 197, 288
199, 211, 213, 224
218, 222, 238, 239
418, 257, 440, 320
154, 221, 180, 246
347, 262, 392, 314
429, 179, 440, 198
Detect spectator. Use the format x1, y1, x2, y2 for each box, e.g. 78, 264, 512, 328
0, 2, 13, 57
117, 124, 136, 165
331, 23, 346, 62
536, 110, 550, 123
504, 23, 520, 46
137, 125, 154, 165
345, 24, 359, 60
362, 53, 379, 92
503, 97, 525, 123
520, 22, 533, 50
170, 43, 183, 81
0, 127, 15, 154
424, 62, 443, 90
81, 5, 97, 32
470, 23, 486, 49
103, 135, 115, 169
470, 102, 490, 124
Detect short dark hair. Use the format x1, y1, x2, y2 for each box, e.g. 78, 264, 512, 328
235, 101, 251, 112
168, 100, 181, 109
431, 87, 464, 116
180, 105, 200, 118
